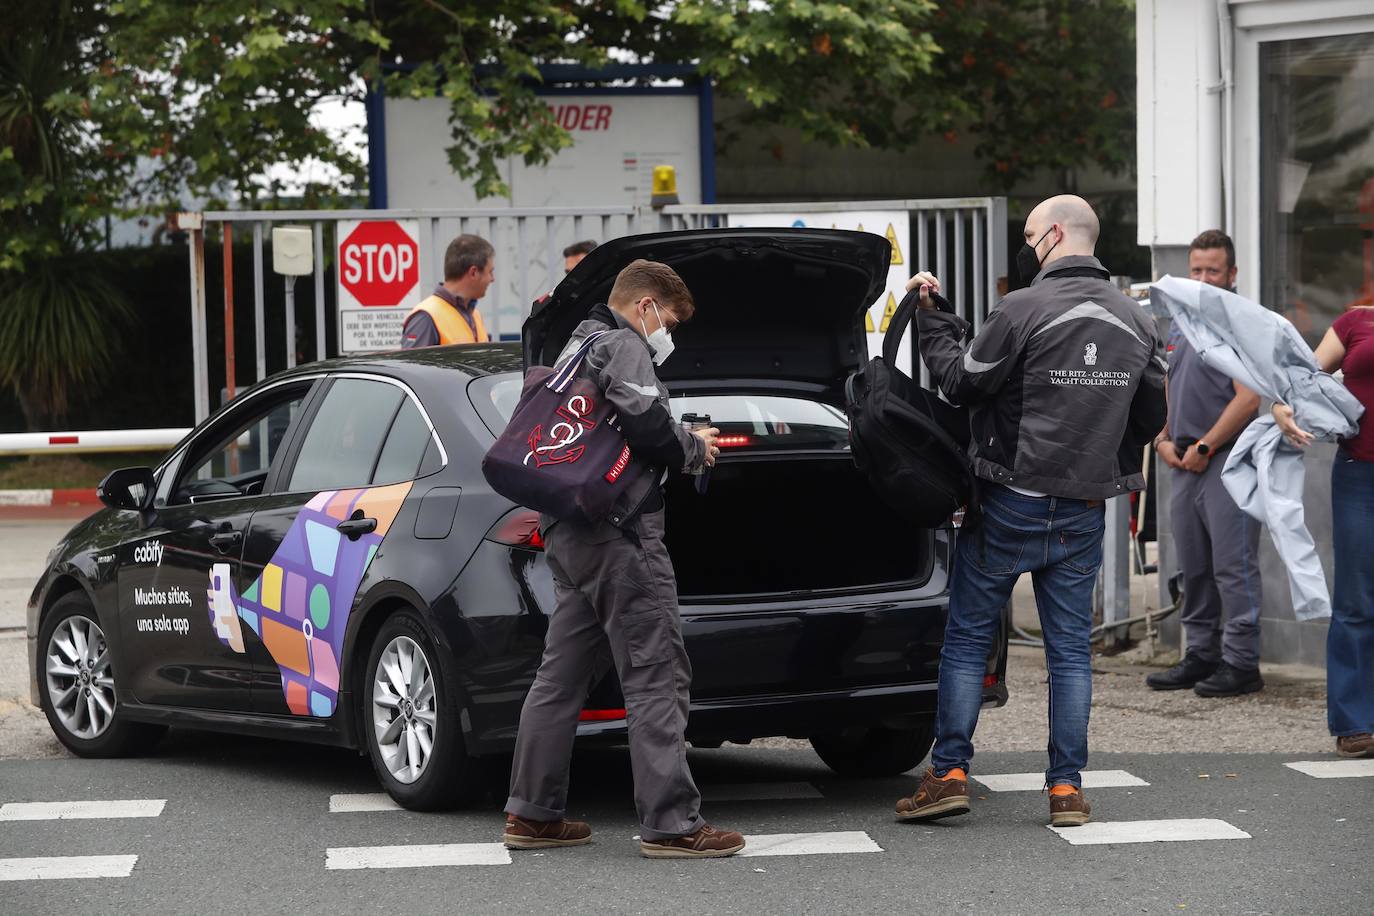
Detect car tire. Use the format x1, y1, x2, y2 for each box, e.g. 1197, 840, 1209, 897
361, 608, 478, 811
37, 592, 166, 758
809, 722, 936, 777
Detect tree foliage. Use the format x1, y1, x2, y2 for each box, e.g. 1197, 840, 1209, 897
0, 0, 1135, 424
925, 0, 1136, 187
6, 0, 1136, 225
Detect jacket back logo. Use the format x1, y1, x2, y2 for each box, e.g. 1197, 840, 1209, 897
1084, 342, 1098, 366
525, 394, 595, 467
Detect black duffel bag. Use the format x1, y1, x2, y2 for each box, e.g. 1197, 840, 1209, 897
844, 288, 977, 528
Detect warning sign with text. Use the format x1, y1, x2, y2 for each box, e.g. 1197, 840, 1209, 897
727, 211, 912, 373
336, 219, 426, 354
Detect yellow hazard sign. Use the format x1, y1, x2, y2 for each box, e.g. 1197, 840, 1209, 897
865, 308, 876, 333
878, 291, 898, 332
885, 223, 904, 265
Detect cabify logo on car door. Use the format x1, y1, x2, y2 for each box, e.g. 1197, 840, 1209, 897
206, 482, 412, 716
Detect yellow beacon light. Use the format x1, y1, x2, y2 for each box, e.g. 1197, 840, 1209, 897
651, 164, 680, 208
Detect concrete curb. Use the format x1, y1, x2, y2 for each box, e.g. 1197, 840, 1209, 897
0, 489, 100, 507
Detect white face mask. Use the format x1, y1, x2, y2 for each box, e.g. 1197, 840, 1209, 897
640, 299, 676, 366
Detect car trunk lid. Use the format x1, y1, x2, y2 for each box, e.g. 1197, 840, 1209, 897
522, 228, 890, 393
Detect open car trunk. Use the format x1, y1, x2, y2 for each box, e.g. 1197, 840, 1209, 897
663, 454, 931, 600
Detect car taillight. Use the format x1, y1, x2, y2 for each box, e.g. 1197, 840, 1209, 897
717, 435, 752, 447
578, 708, 626, 721
487, 510, 544, 550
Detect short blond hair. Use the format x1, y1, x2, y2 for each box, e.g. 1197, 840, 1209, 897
608, 259, 695, 322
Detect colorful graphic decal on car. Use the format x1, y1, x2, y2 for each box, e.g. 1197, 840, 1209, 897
206, 482, 412, 717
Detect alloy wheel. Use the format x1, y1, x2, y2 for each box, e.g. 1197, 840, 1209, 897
371, 635, 437, 784
45, 615, 116, 740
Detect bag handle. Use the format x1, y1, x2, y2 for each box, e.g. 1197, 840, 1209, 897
881, 288, 954, 368
547, 329, 609, 393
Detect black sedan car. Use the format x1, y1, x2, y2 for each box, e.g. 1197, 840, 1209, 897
28, 228, 1007, 810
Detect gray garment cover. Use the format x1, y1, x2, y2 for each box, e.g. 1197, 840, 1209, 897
1149, 276, 1365, 620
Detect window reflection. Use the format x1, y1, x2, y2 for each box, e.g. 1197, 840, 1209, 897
1261, 33, 1374, 345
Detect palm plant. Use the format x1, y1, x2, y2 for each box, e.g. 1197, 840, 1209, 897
0, 1, 130, 430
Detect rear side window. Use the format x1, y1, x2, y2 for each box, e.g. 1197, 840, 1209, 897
469, 374, 523, 435
373, 398, 436, 484
288, 379, 403, 492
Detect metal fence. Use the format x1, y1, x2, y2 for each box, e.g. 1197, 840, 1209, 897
182, 199, 1008, 423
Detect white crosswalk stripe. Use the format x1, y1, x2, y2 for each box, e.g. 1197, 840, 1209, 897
326, 843, 511, 870
972, 770, 1149, 792
737, 831, 882, 857
705, 782, 824, 802
1048, 819, 1250, 846
328, 793, 401, 813
0, 855, 139, 881
1284, 759, 1374, 779
0, 800, 166, 821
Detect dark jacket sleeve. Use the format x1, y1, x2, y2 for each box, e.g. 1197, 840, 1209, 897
587, 331, 705, 472
917, 307, 1021, 405
1124, 329, 1169, 451
400, 312, 439, 349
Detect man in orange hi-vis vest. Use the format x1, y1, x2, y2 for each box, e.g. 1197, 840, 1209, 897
400, 234, 495, 347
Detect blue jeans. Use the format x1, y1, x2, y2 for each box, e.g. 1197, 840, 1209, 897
931, 485, 1106, 787
1329, 452, 1374, 737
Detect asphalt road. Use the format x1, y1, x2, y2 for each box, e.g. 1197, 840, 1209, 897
5, 507, 1370, 914
1, 735, 1371, 915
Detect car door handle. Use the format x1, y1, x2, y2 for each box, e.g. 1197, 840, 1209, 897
336, 517, 377, 540
209, 530, 242, 553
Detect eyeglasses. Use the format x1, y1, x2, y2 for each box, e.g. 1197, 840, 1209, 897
648, 299, 679, 332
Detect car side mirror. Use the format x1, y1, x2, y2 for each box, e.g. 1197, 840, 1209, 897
98, 467, 157, 512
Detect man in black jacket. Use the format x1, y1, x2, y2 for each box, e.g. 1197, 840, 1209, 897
502, 259, 746, 859
894, 195, 1166, 828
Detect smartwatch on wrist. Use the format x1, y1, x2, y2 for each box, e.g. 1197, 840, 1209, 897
1196, 440, 1211, 456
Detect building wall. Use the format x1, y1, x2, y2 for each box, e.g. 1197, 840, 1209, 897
1138, 0, 1374, 667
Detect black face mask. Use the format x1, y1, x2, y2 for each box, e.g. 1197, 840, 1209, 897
1016, 228, 1056, 285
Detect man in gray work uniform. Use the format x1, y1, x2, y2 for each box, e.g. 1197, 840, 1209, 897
502, 259, 745, 859
1148, 230, 1264, 697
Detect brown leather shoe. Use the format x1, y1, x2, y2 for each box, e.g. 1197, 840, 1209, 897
1049, 787, 1091, 827
1336, 733, 1374, 759
639, 824, 745, 859
895, 767, 970, 821
502, 814, 592, 849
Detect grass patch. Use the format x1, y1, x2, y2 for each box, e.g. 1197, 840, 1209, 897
0, 452, 166, 489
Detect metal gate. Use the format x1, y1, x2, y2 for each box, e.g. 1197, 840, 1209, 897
181, 198, 1007, 422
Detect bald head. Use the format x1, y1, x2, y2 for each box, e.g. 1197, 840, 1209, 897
1023, 194, 1100, 267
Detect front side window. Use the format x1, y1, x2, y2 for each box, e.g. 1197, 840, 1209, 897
172, 387, 308, 504
1261, 33, 1374, 345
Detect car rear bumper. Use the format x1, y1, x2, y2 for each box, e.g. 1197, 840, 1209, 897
575, 678, 1009, 743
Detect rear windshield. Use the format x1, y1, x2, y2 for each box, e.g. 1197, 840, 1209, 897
670, 394, 849, 451
469, 374, 849, 452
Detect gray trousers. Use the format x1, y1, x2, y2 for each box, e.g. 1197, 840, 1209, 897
505, 509, 704, 841
1171, 459, 1263, 669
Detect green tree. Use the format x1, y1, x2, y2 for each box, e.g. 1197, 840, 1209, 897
1, 0, 1134, 427
0, 2, 133, 428
923, 0, 1136, 188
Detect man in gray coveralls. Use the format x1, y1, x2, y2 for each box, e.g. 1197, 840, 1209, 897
1147, 230, 1265, 697
501, 259, 746, 859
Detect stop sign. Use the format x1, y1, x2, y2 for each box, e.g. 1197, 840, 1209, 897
339, 221, 420, 307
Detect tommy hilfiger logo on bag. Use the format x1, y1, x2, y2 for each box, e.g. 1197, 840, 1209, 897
605, 444, 632, 482
1084, 342, 1098, 366
525, 394, 596, 467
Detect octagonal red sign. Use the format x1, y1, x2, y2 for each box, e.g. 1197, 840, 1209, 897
339, 221, 420, 307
